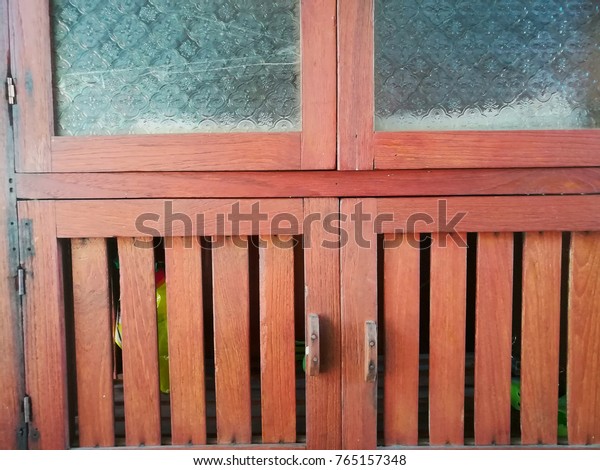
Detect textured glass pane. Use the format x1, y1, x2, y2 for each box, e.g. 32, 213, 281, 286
51, 0, 300, 135
375, 0, 600, 130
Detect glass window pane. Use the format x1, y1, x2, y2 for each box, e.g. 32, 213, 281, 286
375, 0, 600, 131
51, 0, 301, 136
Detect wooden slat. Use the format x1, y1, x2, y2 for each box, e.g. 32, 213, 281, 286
474, 233, 514, 445
301, 0, 336, 169
338, 0, 374, 170
259, 236, 296, 443
18, 201, 68, 449
16, 168, 600, 200
374, 131, 600, 169
304, 198, 341, 449
568, 232, 600, 445
429, 232, 467, 445
54, 199, 304, 238
383, 233, 420, 446
341, 199, 378, 449
71, 238, 114, 447
212, 236, 252, 444
520, 232, 562, 445
51, 134, 301, 172
165, 237, 206, 445
117, 237, 161, 446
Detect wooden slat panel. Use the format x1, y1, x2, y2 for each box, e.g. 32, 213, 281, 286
54, 199, 304, 238
338, 0, 374, 170
71, 238, 114, 447
474, 233, 513, 445
165, 237, 206, 445
383, 233, 420, 445
429, 232, 467, 445
51, 134, 301, 172
18, 201, 68, 449
212, 236, 252, 444
521, 232, 562, 445
301, 0, 336, 169
568, 232, 600, 445
304, 198, 341, 449
341, 199, 378, 449
259, 236, 296, 443
374, 131, 600, 169
117, 237, 161, 446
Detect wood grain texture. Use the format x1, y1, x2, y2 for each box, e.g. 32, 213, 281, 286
301, 0, 336, 169
212, 236, 252, 444
303, 198, 341, 449
374, 131, 600, 169
16, 168, 600, 200
164, 237, 206, 445
341, 198, 378, 449
338, 0, 374, 170
520, 232, 562, 445
71, 238, 114, 447
18, 201, 68, 449
429, 232, 467, 446
259, 236, 296, 443
567, 232, 600, 445
53, 199, 304, 238
51, 133, 301, 172
117, 237, 161, 446
382, 233, 420, 446
474, 233, 513, 445
10, 0, 53, 172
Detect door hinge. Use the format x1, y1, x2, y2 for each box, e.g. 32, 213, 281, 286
23, 396, 31, 424
6, 77, 16, 105
16, 266, 25, 296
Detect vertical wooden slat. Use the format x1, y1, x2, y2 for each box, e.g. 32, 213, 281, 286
474, 233, 513, 445
338, 0, 374, 170
304, 198, 341, 449
341, 199, 377, 449
521, 232, 562, 445
259, 236, 296, 443
165, 237, 206, 445
18, 201, 68, 449
212, 236, 252, 444
568, 232, 600, 445
117, 237, 161, 446
429, 232, 467, 445
383, 233, 420, 446
71, 238, 114, 447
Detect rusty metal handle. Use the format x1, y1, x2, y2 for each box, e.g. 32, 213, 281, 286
365, 321, 378, 382
306, 314, 320, 376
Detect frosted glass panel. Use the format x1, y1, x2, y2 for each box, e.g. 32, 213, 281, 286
51, 0, 301, 136
375, 0, 600, 131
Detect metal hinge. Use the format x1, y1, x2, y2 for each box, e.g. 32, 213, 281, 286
23, 396, 31, 424
17, 267, 25, 296
6, 77, 16, 105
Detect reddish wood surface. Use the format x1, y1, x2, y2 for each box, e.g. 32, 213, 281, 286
18, 201, 68, 449
303, 198, 341, 449
212, 236, 252, 444
53, 199, 304, 238
10, 0, 53, 172
71, 238, 115, 447
259, 236, 296, 443
301, 0, 336, 169
374, 131, 600, 169
51, 134, 301, 172
383, 233, 420, 446
340, 199, 378, 449
338, 0, 374, 170
117, 237, 161, 446
474, 233, 513, 445
567, 232, 600, 445
165, 237, 206, 445
520, 232, 562, 445
429, 232, 467, 445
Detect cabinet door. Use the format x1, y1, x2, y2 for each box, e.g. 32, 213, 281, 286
11, 0, 335, 172
18, 198, 340, 449
339, 0, 600, 170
